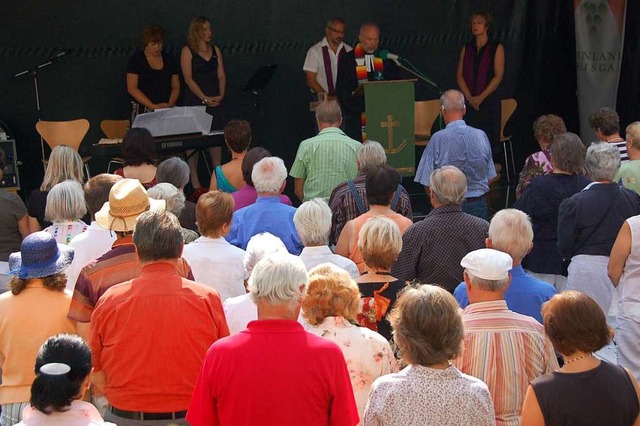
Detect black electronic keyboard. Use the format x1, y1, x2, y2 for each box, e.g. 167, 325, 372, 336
92, 130, 225, 158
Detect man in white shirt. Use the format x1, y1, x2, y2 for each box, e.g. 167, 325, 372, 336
294, 198, 359, 278
303, 17, 352, 100
67, 174, 122, 290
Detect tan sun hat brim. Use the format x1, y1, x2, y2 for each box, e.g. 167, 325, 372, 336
95, 197, 165, 232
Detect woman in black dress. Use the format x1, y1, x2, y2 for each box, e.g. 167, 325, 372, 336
126, 23, 180, 112
181, 16, 227, 190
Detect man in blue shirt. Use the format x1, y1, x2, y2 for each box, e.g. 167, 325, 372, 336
226, 157, 303, 255
454, 208, 556, 323
415, 89, 496, 219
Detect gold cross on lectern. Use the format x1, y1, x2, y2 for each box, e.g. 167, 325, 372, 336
380, 114, 407, 154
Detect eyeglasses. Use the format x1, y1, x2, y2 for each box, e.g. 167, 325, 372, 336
326, 26, 346, 35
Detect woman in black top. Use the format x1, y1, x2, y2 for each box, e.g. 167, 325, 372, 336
126, 23, 180, 112
521, 291, 640, 426
180, 16, 227, 189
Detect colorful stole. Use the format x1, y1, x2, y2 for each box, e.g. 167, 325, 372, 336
354, 43, 384, 85
321, 44, 345, 96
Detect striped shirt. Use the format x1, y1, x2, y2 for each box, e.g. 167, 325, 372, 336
415, 120, 497, 197
290, 127, 361, 201
453, 300, 558, 426
611, 140, 629, 162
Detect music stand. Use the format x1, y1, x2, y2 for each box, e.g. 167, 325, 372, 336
243, 64, 278, 108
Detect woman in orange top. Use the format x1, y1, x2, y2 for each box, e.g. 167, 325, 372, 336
335, 164, 412, 273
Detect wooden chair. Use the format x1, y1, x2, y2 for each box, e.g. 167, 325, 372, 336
414, 100, 441, 147
35, 119, 91, 178
100, 119, 129, 173
500, 99, 518, 184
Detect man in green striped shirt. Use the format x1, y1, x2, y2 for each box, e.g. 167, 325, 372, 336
290, 101, 361, 202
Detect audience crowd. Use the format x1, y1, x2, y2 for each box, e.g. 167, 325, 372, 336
1, 100, 640, 426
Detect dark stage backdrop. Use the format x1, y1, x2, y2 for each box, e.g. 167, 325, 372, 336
0, 0, 584, 195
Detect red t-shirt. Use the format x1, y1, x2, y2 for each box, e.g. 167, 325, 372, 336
187, 319, 359, 426
90, 262, 229, 412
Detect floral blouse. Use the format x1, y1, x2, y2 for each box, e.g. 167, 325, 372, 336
364, 364, 495, 426
307, 316, 399, 422
515, 149, 553, 199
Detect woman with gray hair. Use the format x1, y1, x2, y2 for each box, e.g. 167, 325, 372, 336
515, 132, 591, 290
156, 156, 198, 232
147, 183, 199, 243
223, 232, 288, 334
364, 285, 494, 425
557, 142, 640, 316
43, 181, 88, 246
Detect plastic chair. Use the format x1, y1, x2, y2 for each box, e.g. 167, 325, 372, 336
100, 119, 129, 173
500, 99, 518, 184
414, 100, 441, 147
36, 119, 91, 178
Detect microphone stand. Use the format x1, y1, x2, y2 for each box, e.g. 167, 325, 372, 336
393, 58, 444, 130
14, 51, 69, 162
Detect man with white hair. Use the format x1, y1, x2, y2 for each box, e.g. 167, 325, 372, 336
226, 156, 303, 254
187, 253, 359, 426
328, 140, 412, 244
290, 100, 361, 202
415, 89, 496, 220
453, 209, 556, 323
294, 198, 359, 278
392, 166, 488, 292
454, 248, 558, 426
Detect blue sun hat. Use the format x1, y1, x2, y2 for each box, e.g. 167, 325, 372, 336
8, 231, 74, 279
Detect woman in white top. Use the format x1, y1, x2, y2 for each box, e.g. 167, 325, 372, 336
182, 191, 246, 300
43, 181, 88, 245
364, 285, 494, 426
302, 263, 398, 422
609, 213, 640, 380
17, 334, 114, 426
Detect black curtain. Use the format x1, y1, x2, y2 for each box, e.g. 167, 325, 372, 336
617, 1, 640, 130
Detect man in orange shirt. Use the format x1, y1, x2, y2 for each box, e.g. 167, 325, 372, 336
90, 210, 229, 425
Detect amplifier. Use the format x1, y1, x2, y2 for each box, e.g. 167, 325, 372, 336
0, 140, 21, 189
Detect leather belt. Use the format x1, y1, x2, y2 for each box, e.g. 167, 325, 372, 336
465, 195, 484, 202
110, 406, 187, 421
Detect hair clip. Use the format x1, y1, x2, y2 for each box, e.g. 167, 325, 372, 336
40, 362, 71, 375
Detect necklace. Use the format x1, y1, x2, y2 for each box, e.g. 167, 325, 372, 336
564, 352, 593, 365
361, 270, 391, 276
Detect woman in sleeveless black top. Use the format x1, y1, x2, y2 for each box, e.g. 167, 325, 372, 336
181, 16, 227, 189
521, 291, 640, 426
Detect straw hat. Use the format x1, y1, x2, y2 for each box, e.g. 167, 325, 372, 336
95, 178, 165, 232
9, 231, 74, 279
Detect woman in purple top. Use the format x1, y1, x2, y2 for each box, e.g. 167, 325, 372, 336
456, 11, 505, 150
232, 147, 292, 211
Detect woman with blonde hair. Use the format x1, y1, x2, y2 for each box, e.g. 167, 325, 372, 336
28, 145, 84, 233
302, 263, 398, 421
364, 285, 494, 425
354, 216, 407, 341
181, 16, 227, 189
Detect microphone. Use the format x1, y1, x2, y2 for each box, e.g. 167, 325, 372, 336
379, 50, 402, 62
48, 49, 71, 61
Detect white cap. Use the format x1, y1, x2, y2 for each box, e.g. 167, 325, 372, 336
460, 248, 512, 281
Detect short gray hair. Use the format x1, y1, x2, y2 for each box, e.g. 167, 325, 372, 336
252, 156, 287, 194
147, 183, 186, 216
45, 180, 87, 223
357, 140, 386, 173
294, 198, 332, 246
133, 210, 183, 262
489, 209, 533, 261
248, 253, 308, 314
441, 90, 466, 112
244, 232, 289, 277
156, 157, 190, 189
627, 122, 640, 149
585, 142, 620, 182
430, 166, 467, 205
315, 101, 342, 125
466, 270, 510, 291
